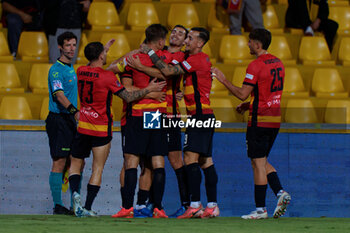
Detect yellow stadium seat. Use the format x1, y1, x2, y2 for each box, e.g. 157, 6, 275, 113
0, 64, 24, 93
211, 78, 228, 96
329, 7, 350, 35
76, 33, 89, 64
284, 99, 318, 123
268, 36, 296, 65
283, 67, 309, 98
211, 97, 242, 122
87, 2, 124, 31
101, 33, 130, 64
29, 64, 52, 94
329, 0, 349, 6
262, 5, 284, 34
168, 4, 200, 29
113, 96, 124, 122
219, 35, 254, 65
200, 0, 215, 2
0, 96, 33, 120
40, 97, 49, 120
124, 0, 151, 2
207, 4, 229, 33
161, 0, 191, 2
17, 32, 48, 62
232, 66, 247, 88
202, 43, 216, 64
298, 36, 335, 66
0, 32, 13, 62
324, 99, 350, 123
311, 68, 348, 98
127, 3, 159, 31
338, 37, 350, 65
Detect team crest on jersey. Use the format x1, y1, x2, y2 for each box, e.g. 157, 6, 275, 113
52, 80, 63, 91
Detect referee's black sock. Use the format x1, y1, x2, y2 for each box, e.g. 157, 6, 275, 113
267, 172, 283, 196
175, 166, 190, 207
152, 168, 165, 210
186, 163, 202, 202
203, 165, 218, 203
69, 174, 81, 194
255, 184, 267, 208
137, 189, 149, 206
84, 184, 100, 211
124, 168, 138, 209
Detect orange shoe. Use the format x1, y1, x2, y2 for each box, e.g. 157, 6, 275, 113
177, 205, 203, 219
111, 207, 134, 218
153, 208, 168, 218
201, 206, 220, 218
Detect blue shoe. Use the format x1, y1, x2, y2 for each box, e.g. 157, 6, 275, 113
169, 206, 186, 218
134, 207, 153, 218
146, 203, 154, 212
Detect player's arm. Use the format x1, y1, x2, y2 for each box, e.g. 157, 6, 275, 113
127, 55, 166, 80
107, 50, 141, 74
140, 44, 185, 76
54, 91, 79, 120
116, 79, 166, 103
211, 67, 253, 101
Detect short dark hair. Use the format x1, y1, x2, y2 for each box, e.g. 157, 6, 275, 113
145, 24, 168, 43
57, 32, 77, 47
249, 28, 272, 50
84, 42, 104, 62
191, 27, 210, 46
173, 25, 189, 38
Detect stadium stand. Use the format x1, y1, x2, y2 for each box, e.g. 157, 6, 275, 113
100, 33, 130, 63
0, 63, 25, 94
167, 3, 200, 29
231, 66, 246, 88
338, 37, 350, 66
329, 6, 350, 35
0, 32, 13, 62
268, 35, 296, 65
17, 32, 49, 63
0, 96, 33, 120
262, 5, 283, 34
283, 67, 309, 98
127, 3, 159, 31
210, 97, 241, 123
312, 68, 348, 98
87, 2, 124, 32
76, 33, 89, 64
29, 64, 52, 94
298, 36, 335, 66
211, 78, 229, 97
324, 99, 350, 124
219, 35, 254, 65
202, 43, 216, 64
40, 97, 49, 121
284, 99, 319, 123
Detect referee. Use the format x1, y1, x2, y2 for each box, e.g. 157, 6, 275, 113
46, 32, 80, 215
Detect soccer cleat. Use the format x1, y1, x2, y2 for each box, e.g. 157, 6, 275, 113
201, 205, 220, 218
177, 205, 204, 219
134, 207, 153, 218
241, 210, 268, 219
83, 208, 99, 217
169, 206, 186, 218
111, 207, 134, 218
153, 208, 168, 218
72, 192, 85, 217
53, 204, 73, 215
273, 191, 291, 218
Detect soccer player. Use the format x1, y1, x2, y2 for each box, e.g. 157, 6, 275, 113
46, 31, 80, 215
111, 24, 172, 219
211, 28, 291, 219
139, 27, 219, 219
127, 25, 190, 218
68, 41, 166, 217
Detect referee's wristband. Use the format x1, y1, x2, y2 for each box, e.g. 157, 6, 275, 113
147, 49, 155, 57
67, 104, 78, 115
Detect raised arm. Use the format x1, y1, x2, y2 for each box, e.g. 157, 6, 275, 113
139, 44, 185, 76
211, 67, 253, 101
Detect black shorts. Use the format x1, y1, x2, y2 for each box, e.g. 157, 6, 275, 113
123, 116, 168, 157
246, 126, 279, 159
166, 128, 182, 152
71, 132, 112, 159
46, 112, 77, 159
183, 115, 215, 157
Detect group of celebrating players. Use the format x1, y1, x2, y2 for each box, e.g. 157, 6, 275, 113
46, 22, 291, 220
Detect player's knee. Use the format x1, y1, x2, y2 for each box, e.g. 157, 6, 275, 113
168, 152, 183, 169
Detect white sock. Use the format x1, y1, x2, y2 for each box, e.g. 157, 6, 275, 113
207, 202, 217, 208
256, 207, 265, 213
136, 204, 146, 210
277, 190, 284, 197
190, 201, 201, 208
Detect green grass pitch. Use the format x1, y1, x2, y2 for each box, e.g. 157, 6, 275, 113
1, 215, 350, 233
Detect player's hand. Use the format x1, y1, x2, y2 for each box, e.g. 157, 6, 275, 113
74, 111, 80, 121
139, 43, 151, 54
127, 55, 142, 70
236, 102, 250, 114
211, 67, 227, 83
152, 92, 166, 102
176, 91, 183, 101
147, 79, 166, 92
104, 39, 115, 53
20, 12, 32, 24
80, 0, 91, 12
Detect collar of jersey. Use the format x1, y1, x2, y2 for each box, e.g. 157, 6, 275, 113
57, 59, 72, 67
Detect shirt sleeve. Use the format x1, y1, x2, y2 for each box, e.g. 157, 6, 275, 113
49, 68, 64, 95
179, 55, 200, 73
243, 61, 260, 86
